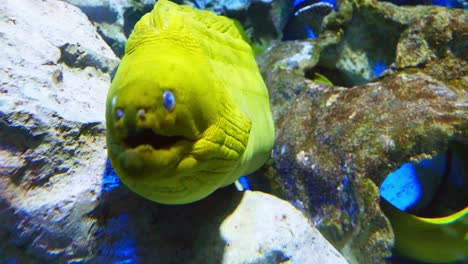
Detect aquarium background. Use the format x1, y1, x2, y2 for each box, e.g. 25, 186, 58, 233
0, 0, 467, 263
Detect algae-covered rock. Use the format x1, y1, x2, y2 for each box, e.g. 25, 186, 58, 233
257, 1, 467, 262
314, 0, 468, 88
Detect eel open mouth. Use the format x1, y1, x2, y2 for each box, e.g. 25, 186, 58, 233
125, 128, 185, 150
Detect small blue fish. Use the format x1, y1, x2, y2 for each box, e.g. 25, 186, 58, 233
284, 0, 337, 40
293, 0, 337, 13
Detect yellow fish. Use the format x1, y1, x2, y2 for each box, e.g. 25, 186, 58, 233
105, 0, 274, 204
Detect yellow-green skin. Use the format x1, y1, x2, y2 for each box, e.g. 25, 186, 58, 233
382, 200, 468, 263
105, 0, 274, 204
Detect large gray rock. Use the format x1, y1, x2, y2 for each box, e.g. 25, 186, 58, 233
0, 0, 117, 262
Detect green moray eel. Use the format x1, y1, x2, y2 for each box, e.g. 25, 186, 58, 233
382, 200, 468, 263
105, 0, 274, 204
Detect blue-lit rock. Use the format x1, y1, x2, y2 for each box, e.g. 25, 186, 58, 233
380, 155, 448, 213
381, 141, 467, 218
380, 163, 424, 211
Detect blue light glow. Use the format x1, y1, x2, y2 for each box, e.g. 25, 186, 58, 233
95, 214, 138, 263
305, 26, 317, 39
380, 152, 448, 213
238, 176, 251, 190
102, 159, 121, 192
371, 60, 388, 78
380, 163, 422, 211
293, 0, 308, 9
5, 258, 18, 264
431, 0, 466, 9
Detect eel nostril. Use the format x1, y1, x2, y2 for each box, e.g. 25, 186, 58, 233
137, 108, 146, 120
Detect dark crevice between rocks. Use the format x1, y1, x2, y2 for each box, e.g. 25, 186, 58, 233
122, 0, 185, 38
80, 6, 119, 23
245, 2, 279, 43
305, 65, 352, 87
97, 26, 126, 58
449, 32, 468, 61
79, 122, 105, 137
123, 5, 154, 38
0, 121, 45, 153
312, 7, 404, 87
58, 43, 116, 73
251, 250, 291, 264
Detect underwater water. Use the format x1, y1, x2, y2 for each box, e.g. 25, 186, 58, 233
0, 0, 467, 263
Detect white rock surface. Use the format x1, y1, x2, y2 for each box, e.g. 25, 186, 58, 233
221, 191, 348, 264
0, 0, 116, 261
0, 0, 118, 123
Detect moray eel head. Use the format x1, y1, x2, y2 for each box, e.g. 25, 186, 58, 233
104, 0, 275, 205
106, 42, 251, 204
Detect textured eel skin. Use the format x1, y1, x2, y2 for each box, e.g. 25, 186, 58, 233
382, 200, 468, 263
105, 0, 274, 204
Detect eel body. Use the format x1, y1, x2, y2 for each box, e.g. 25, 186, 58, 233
382, 200, 468, 263
105, 0, 274, 204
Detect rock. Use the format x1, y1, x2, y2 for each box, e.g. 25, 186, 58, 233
92, 186, 348, 263
220, 191, 347, 264
315, 0, 468, 87
61, 0, 130, 57
256, 1, 467, 263
62, 0, 292, 57
0, 0, 116, 261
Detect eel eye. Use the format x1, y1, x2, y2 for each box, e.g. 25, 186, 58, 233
116, 108, 124, 120
163, 90, 175, 111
